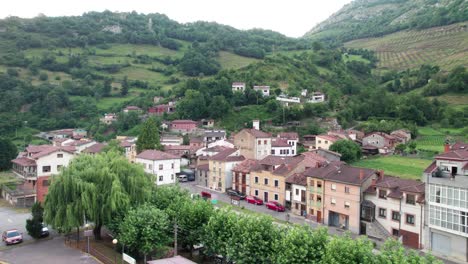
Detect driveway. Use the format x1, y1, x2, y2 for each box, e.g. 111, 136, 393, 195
0, 237, 99, 264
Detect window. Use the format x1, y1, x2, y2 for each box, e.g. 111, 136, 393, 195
57, 165, 63, 171
379, 208, 387, 218
392, 211, 400, 221
345, 186, 350, 194
57, 153, 63, 158
258, 140, 261, 145
295, 203, 299, 209
255, 190, 259, 196
274, 194, 279, 201
149, 164, 152, 170
406, 214, 415, 225
379, 189, 387, 199
310, 180, 315, 187
275, 180, 279, 188
392, 229, 399, 236
159, 176, 163, 182
318, 140, 322, 144
159, 164, 163, 170
295, 189, 299, 195
344, 201, 350, 209
325, 141, 328, 144
292, 150, 295, 155
171, 163, 174, 169
171, 174, 174, 180
264, 140, 267, 144
331, 184, 336, 191
42, 166, 51, 173
317, 182, 322, 188
43, 180, 49, 186
264, 178, 269, 185
271, 150, 275, 154
255, 177, 259, 183
331, 198, 336, 205
406, 194, 415, 205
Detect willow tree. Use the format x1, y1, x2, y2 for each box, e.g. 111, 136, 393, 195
44, 151, 152, 240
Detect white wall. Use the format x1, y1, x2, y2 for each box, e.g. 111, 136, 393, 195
36, 151, 74, 177
255, 138, 271, 160
271, 146, 294, 156
292, 185, 306, 202
136, 158, 181, 185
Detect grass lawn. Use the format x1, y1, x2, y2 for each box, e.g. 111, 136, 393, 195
342, 54, 370, 63
220, 105, 274, 132
217, 51, 260, 69
415, 126, 465, 152
95, 44, 184, 57
96, 97, 134, 111
352, 156, 432, 180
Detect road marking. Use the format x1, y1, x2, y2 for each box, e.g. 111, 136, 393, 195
7, 218, 12, 223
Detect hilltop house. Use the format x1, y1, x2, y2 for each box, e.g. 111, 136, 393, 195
100, 113, 117, 125
170, 120, 198, 133
232, 82, 246, 93
308, 92, 325, 103
363, 132, 399, 154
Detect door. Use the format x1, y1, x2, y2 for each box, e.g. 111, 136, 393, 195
264, 192, 269, 202
431, 232, 450, 256
328, 211, 340, 227
317, 211, 322, 223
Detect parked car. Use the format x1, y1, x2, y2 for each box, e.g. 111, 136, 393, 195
201, 191, 212, 199
246, 196, 264, 205
265, 201, 285, 212
178, 175, 188, 182
226, 190, 246, 200
2, 229, 23, 245
40, 224, 49, 237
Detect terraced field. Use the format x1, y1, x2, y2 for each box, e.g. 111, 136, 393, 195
345, 22, 468, 72
415, 127, 466, 153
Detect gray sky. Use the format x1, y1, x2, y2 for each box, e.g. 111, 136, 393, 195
0, 0, 352, 37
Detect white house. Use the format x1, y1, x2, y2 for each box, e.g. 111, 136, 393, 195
62, 139, 97, 154
271, 139, 295, 156
276, 95, 301, 106
136, 150, 181, 185
363, 174, 425, 249
278, 132, 299, 155
232, 82, 246, 93
100, 113, 117, 125
253, 85, 270, 96
286, 173, 307, 216
301, 89, 308, 97
308, 92, 325, 103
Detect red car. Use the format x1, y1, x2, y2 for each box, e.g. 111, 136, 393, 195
2, 229, 23, 245
246, 196, 263, 205
201, 191, 212, 199
265, 201, 285, 212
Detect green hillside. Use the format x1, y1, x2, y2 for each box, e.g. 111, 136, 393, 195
345, 22, 468, 72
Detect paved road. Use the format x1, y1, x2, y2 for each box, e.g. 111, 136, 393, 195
0, 206, 32, 243
0, 236, 99, 264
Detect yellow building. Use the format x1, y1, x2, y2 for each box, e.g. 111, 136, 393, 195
207, 148, 245, 192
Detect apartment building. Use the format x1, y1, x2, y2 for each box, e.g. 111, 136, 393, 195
207, 148, 245, 192
135, 150, 181, 185
233, 128, 271, 160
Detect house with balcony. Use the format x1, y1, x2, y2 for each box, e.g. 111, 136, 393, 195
11, 145, 75, 202
232, 159, 258, 195
363, 174, 425, 249
136, 150, 181, 185
422, 142, 468, 262
207, 148, 245, 192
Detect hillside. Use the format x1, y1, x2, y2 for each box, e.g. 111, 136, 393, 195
344, 22, 468, 71
304, 0, 467, 45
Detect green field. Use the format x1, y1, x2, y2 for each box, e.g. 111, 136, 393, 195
345, 22, 468, 72
217, 51, 260, 69
414, 127, 465, 153
352, 156, 432, 180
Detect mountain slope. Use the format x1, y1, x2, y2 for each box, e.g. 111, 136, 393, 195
304, 0, 468, 45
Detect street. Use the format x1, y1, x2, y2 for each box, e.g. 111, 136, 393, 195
0, 206, 32, 244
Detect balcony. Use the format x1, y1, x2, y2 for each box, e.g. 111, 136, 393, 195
12, 168, 37, 180
309, 187, 322, 193
308, 201, 322, 208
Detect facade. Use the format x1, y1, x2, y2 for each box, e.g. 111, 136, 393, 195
119, 138, 137, 163
308, 92, 325, 103
232, 82, 246, 93
136, 150, 181, 185
233, 128, 272, 160
161, 135, 183, 146
315, 134, 340, 150
391, 129, 412, 144
232, 159, 258, 195
276, 95, 301, 106
286, 173, 307, 216
148, 104, 176, 116
363, 175, 425, 249
422, 142, 468, 262
196, 164, 210, 187
201, 119, 215, 128
363, 132, 398, 154
253, 85, 270, 96
100, 113, 117, 125
170, 120, 198, 133
11, 145, 75, 202
302, 135, 316, 150
204, 130, 226, 143
123, 106, 142, 113
208, 148, 245, 192
271, 139, 295, 156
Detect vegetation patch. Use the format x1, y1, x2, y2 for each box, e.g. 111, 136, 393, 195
352, 156, 432, 180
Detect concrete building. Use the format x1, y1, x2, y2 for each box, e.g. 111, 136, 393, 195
286, 173, 307, 216
207, 148, 245, 192
136, 150, 181, 185
315, 134, 340, 150
271, 139, 294, 156
422, 142, 468, 262
232, 82, 246, 93
308, 92, 326, 103
233, 128, 271, 160
253, 85, 270, 96
170, 120, 198, 134
363, 132, 398, 154
232, 159, 258, 195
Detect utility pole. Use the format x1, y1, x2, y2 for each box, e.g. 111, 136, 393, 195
174, 221, 178, 256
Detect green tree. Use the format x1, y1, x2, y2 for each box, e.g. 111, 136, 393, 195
208, 95, 231, 119
150, 185, 191, 219
202, 209, 238, 262
121, 76, 129, 96
136, 118, 162, 153
0, 138, 18, 171
323, 234, 375, 264
103, 78, 112, 97
26, 202, 44, 239
119, 204, 171, 263
44, 151, 152, 240
102, 139, 125, 154
182, 134, 190, 145
177, 199, 214, 253
329, 140, 362, 162
176, 89, 207, 120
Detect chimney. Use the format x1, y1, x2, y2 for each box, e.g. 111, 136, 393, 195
359, 169, 364, 180
444, 142, 450, 153
252, 120, 260, 130
379, 170, 384, 180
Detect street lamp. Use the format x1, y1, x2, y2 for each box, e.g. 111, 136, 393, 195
85, 223, 90, 254
112, 239, 118, 264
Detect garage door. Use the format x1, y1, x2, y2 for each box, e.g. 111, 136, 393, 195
432, 232, 450, 256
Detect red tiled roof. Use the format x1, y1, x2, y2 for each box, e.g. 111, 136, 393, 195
364, 132, 396, 141
136, 150, 178, 160
286, 173, 307, 186
272, 139, 291, 148
209, 148, 240, 162
124, 106, 141, 110
165, 145, 192, 151
436, 148, 468, 160
373, 175, 425, 200
244, 129, 271, 138
278, 132, 299, 140
190, 137, 203, 143
82, 143, 107, 154
424, 161, 437, 174
12, 157, 36, 166
120, 141, 133, 147
259, 155, 294, 166
171, 120, 197, 124
26, 145, 75, 159
232, 159, 259, 173
316, 134, 340, 142
304, 161, 375, 185
196, 164, 210, 171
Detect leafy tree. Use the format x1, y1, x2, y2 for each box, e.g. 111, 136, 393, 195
202, 209, 238, 262
329, 140, 362, 162
121, 76, 129, 96
176, 89, 207, 120
177, 199, 214, 253
150, 185, 191, 219
44, 151, 152, 240
208, 95, 231, 119
26, 202, 44, 239
274, 226, 328, 264
102, 139, 124, 154
0, 138, 18, 171
119, 204, 171, 263
136, 118, 162, 153
322, 234, 375, 264
182, 134, 190, 145
103, 78, 112, 97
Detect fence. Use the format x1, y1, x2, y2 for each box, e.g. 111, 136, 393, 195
64, 232, 116, 264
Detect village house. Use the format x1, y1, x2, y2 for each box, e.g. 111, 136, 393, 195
232, 159, 258, 195
61, 139, 97, 154
390, 129, 412, 144
276, 94, 301, 106
271, 139, 294, 156
315, 134, 341, 150
362, 132, 399, 154
136, 150, 181, 185
203, 130, 226, 143
232, 82, 246, 93
308, 92, 326, 103
11, 145, 75, 202
160, 135, 183, 146
118, 137, 137, 163
277, 132, 299, 154
189, 137, 204, 148
207, 148, 245, 192
170, 120, 198, 133
253, 85, 270, 96
100, 113, 117, 125
82, 143, 107, 155
201, 119, 215, 128
123, 105, 143, 114
148, 103, 176, 116
422, 142, 468, 262
301, 89, 308, 97
302, 135, 316, 150
233, 121, 271, 160
362, 174, 425, 249
196, 163, 210, 187
286, 173, 308, 216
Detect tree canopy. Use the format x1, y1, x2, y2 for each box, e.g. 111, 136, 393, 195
0, 137, 17, 171
136, 117, 162, 153
329, 140, 362, 163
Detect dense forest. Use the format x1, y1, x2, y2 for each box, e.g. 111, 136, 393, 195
304, 0, 468, 45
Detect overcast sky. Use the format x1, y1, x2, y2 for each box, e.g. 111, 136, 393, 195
0, 0, 353, 37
